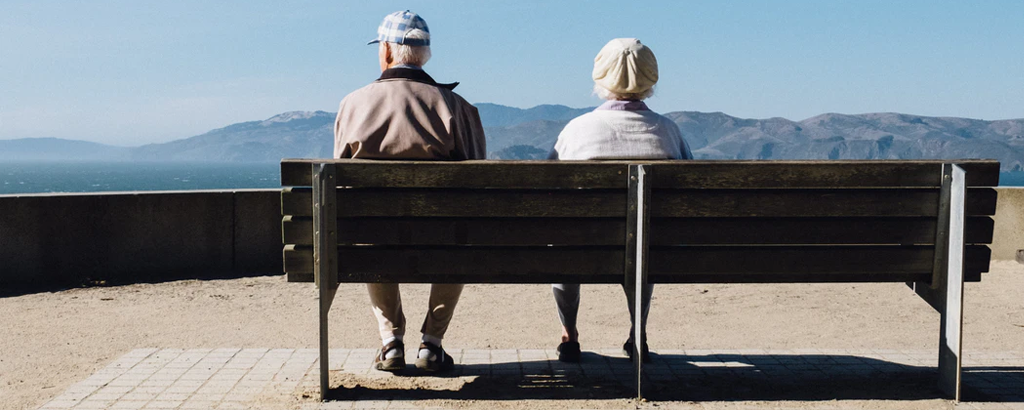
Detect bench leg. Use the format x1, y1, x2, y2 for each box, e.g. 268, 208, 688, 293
626, 164, 651, 400
313, 163, 339, 401
937, 164, 966, 402
318, 280, 338, 401
911, 163, 965, 401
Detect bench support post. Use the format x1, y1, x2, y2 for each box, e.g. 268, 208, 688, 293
937, 163, 966, 402
625, 164, 651, 400
912, 163, 966, 401
313, 163, 339, 401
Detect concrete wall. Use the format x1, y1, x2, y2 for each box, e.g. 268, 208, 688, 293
0, 190, 282, 291
992, 187, 1024, 261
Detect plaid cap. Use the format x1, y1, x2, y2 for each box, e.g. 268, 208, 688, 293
368, 10, 430, 46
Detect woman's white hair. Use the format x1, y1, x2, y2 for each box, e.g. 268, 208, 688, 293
593, 83, 655, 101
385, 29, 431, 67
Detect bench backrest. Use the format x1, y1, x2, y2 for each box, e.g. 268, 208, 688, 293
281, 159, 998, 284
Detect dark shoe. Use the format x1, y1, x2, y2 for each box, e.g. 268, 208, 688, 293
556, 341, 581, 363
373, 340, 406, 371
415, 342, 454, 372
622, 340, 651, 363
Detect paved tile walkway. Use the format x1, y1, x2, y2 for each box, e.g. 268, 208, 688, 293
37, 348, 1024, 409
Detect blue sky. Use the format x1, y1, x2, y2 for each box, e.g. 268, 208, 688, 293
1, 0, 1022, 146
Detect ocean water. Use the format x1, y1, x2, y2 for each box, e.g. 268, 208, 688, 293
1001, 171, 1024, 187
0, 162, 280, 194
0, 162, 1022, 194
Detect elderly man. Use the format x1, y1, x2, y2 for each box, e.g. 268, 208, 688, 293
333, 10, 486, 372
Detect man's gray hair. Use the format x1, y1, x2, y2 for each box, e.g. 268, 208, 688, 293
387, 29, 431, 67
593, 83, 655, 101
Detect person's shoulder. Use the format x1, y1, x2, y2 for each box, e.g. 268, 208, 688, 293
340, 81, 387, 106
443, 91, 484, 122
557, 111, 604, 138
565, 110, 604, 127
447, 91, 475, 108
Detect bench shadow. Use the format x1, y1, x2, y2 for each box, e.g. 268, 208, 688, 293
323, 353, 1024, 403
961, 366, 1024, 402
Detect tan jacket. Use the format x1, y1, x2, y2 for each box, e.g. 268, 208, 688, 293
334, 68, 487, 160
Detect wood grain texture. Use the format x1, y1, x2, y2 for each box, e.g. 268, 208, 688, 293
651, 188, 997, 217
283, 160, 630, 188
281, 216, 994, 246
281, 245, 990, 283
283, 188, 627, 218
279, 160, 999, 286
284, 217, 624, 246
283, 187, 996, 218
649, 245, 990, 277
648, 217, 995, 245
284, 245, 623, 283
281, 159, 1001, 188
651, 161, 1000, 188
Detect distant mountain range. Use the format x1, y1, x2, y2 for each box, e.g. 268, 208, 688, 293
2, 104, 1022, 171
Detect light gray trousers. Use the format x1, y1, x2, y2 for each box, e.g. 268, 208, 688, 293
552, 283, 654, 341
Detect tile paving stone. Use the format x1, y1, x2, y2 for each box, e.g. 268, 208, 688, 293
74, 399, 117, 409
154, 392, 191, 402
39, 400, 78, 409
213, 402, 249, 409
116, 393, 155, 402
86, 392, 124, 401
179, 400, 218, 409
142, 400, 183, 409
109, 401, 148, 410
35, 348, 1024, 409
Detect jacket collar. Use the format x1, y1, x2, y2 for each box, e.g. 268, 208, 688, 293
595, 100, 650, 111
377, 67, 459, 90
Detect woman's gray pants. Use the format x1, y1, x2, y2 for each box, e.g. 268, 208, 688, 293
551, 283, 654, 340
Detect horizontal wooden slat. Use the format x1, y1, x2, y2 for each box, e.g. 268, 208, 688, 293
285, 217, 624, 246
651, 160, 1000, 188
282, 216, 994, 246
283, 269, 983, 284
282, 160, 631, 188
651, 217, 994, 245
281, 159, 1001, 188
284, 246, 624, 283
288, 272, 314, 282
281, 245, 990, 283
281, 187, 305, 216
283, 188, 627, 218
282, 244, 309, 282
649, 246, 990, 282
652, 188, 997, 217
284, 187, 997, 218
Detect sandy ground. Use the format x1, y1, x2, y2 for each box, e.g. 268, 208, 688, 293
2, 261, 1022, 410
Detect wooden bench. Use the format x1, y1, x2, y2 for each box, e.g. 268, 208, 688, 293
280, 159, 999, 401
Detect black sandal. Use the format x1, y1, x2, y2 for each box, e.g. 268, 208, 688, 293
557, 341, 581, 363
415, 342, 454, 372
373, 340, 406, 371
622, 340, 652, 363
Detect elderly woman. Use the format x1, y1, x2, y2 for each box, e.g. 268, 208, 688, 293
550, 38, 693, 363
